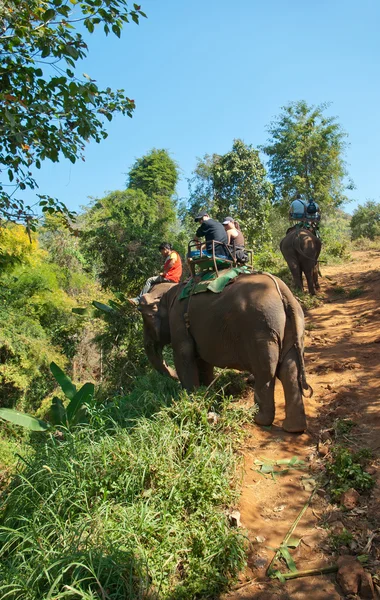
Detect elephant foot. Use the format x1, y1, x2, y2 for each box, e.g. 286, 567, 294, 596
254, 410, 274, 427
282, 416, 307, 434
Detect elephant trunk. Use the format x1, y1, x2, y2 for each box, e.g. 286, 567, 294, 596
144, 341, 178, 380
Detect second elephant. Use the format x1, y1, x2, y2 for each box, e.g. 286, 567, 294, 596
280, 226, 322, 295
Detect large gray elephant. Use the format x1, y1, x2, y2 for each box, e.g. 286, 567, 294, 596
139, 273, 311, 433
280, 226, 322, 295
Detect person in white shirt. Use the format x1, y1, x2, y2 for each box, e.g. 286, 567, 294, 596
289, 194, 307, 220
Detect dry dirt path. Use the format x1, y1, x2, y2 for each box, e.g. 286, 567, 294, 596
223, 249, 380, 600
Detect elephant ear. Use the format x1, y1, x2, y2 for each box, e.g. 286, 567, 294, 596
139, 293, 160, 314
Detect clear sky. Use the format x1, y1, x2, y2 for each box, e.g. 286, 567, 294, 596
24, 0, 380, 215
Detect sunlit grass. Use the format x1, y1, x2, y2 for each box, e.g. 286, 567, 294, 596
0, 373, 249, 599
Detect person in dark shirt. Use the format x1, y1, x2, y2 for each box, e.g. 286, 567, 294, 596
194, 211, 229, 257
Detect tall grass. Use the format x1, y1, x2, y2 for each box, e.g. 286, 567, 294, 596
0, 372, 249, 599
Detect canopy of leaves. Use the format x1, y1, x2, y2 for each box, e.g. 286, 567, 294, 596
128, 148, 178, 199
263, 100, 353, 211
81, 150, 179, 293
188, 139, 273, 249
0, 0, 146, 225
0, 224, 100, 410
350, 200, 380, 240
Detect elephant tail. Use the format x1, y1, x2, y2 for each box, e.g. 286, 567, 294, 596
292, 230, 319, 266
270, 275, 313, 398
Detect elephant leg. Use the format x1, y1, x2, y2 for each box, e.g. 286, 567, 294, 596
304, 268, 316, 295
172, 339, 200, 391
252, 340, 278, 427
278, 347, 307, 433
287, 259, 303, 291
313, 265, 320, 290
253, 376, 276, 426
196, 358, 214, 387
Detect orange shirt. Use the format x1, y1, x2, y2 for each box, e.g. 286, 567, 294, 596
163, 251, 182, 283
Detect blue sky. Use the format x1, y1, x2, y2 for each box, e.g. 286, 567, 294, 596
25, 0, 380, 215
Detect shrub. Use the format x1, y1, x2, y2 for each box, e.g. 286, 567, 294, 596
0, 384, 247, 599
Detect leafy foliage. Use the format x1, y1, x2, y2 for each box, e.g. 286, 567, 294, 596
0, 0, 146, 224
325, 446, 375, 501
263, 100, 353, 211
188, 139, 273, 249
0, 224, 99, 410
350, 200, 380, 240
80, 149, 180, 294
0, 385, 247, 599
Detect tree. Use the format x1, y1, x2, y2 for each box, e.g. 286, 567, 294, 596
81, 149, 179, 292
263, 101, 353, 211
188, 140, 273, 249
0, 0, 146, 226
350, 201, 380, 240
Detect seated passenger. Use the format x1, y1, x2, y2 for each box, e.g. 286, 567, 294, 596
305, 198, 321, 221
128, 242, 182, 306
289, 194, 307, 220
194, 211, 229, 257
222, 216, 245, 247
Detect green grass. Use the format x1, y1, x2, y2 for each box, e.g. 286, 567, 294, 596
329, 528, 354, 550
0, 373, 249, 599
325, 446, 375, 502
347, 287, 366, 299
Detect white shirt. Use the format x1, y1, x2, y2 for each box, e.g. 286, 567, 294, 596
290, 199, 307, 214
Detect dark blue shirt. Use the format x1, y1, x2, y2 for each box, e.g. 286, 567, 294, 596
196, 218, 228, 256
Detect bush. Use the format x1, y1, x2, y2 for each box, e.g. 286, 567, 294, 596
0, 383, 247, 599
350, 200, 380, 241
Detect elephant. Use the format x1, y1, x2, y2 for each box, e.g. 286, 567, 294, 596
280, 226, 322, 295
138, 273, 312, 433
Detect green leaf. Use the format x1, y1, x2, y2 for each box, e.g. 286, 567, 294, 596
50, 362, 77, 400
112, 24, 121, 38
269, 569, 286, 582
279, 546, 298, 572
261, 464, 274, 474
50, 397, 67, 426
66, 382, 94, 423
43, 8, 56, 21
0, 408, 50, 431
92, 301, 116, 314
65, 45, 79, 59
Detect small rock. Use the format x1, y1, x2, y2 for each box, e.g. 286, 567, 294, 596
365, 466, 377, 475
331, 520, 346, 535
228, 510, 241, 527
207, 411, 219, 425
340, 488, 360, 510
326, 384, 334, 390
360, 571, 376, 599
255, 535, 266, 543
318, 442, 330, 457
273, 504, 286, 512
253, 556, 267, 569
336, 555, 364, 595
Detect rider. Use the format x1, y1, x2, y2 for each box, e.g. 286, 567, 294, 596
128, 242, 182, 306
222, 217, 245, 247
305, 198, 321, 235
289, 194, 307, 221
194, 211, 229, 257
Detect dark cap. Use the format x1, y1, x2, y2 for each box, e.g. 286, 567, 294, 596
222, 216, 234, 225
194, 210, 208, 222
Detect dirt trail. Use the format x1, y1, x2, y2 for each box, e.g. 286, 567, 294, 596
224, 250, 380, 600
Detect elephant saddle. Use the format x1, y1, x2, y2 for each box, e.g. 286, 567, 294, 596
179, 266, 252, 300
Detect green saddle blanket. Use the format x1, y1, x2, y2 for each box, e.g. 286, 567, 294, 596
179, 266, 251, 300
